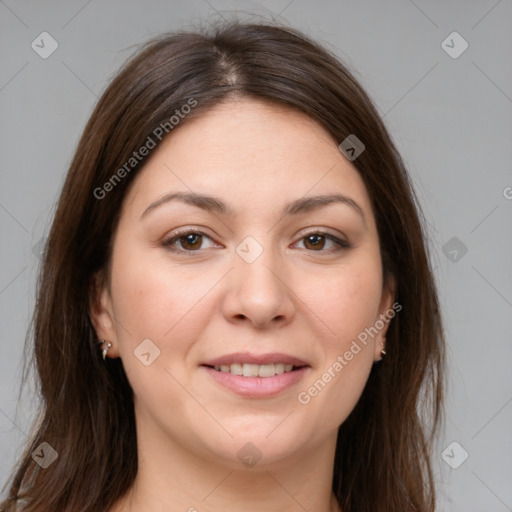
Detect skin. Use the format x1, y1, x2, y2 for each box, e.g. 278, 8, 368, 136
91, 98, 395, 512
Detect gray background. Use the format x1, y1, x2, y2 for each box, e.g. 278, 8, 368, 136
1, 1, 511, 510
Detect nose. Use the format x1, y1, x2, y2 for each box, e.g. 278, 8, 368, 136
221, 244, 296, 330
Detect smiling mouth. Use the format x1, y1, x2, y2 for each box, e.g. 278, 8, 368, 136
204, 363, 305, 378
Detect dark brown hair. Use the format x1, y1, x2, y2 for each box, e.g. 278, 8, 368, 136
1, 21, 445, 512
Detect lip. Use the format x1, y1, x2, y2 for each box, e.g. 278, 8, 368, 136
201, 365, 309, 398
202, 352, 309, 367
200, 352, 310, 398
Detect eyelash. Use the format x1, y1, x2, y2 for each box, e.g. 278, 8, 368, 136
161, 228, 351, 255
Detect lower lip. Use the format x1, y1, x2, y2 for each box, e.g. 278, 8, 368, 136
201, 366, 309, 398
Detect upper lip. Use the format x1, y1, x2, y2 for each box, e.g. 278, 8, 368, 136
202, 352, 309, 367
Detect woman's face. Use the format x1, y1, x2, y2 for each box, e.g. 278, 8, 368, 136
92, 98, 394, 468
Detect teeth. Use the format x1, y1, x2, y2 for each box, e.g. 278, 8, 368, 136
212, 363, 298, 377
243, 363, 259, 377
258, 364, 275, 377
275, 363, 285, 375
230, 363, 243, 375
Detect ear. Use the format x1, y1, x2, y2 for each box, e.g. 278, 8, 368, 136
373, 273, 397, 361
88, 271, 120, 358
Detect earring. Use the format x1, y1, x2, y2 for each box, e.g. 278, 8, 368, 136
102, 342, 112, 360
97, 339, 112, 360
380, 338, 387, 358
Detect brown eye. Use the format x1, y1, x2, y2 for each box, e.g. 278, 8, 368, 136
303, 234, 326, 250
295, 232, 350, 253
162, 230, 217, 253
179, 233, 203, 250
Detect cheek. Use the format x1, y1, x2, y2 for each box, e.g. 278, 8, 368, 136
333, 267, 382, 340
300, 253, 383, 348
108, 247, 217, 425
109, 244, 215, 361
292, 253, 382, 424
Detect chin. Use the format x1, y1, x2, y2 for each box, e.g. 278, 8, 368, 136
195, 423, 313, 469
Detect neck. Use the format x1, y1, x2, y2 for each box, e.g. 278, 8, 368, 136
111, 413, 342, 512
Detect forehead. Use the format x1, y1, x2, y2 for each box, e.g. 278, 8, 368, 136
122, 98, 374, 223
165, 98, 338, 169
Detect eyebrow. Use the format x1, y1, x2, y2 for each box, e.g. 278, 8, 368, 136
140, 191, 366, 223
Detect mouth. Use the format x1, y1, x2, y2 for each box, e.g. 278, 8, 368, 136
200, 352, 310, 398
204, 362, 304, 378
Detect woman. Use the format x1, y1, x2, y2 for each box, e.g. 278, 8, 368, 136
1, 21, 445, 512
